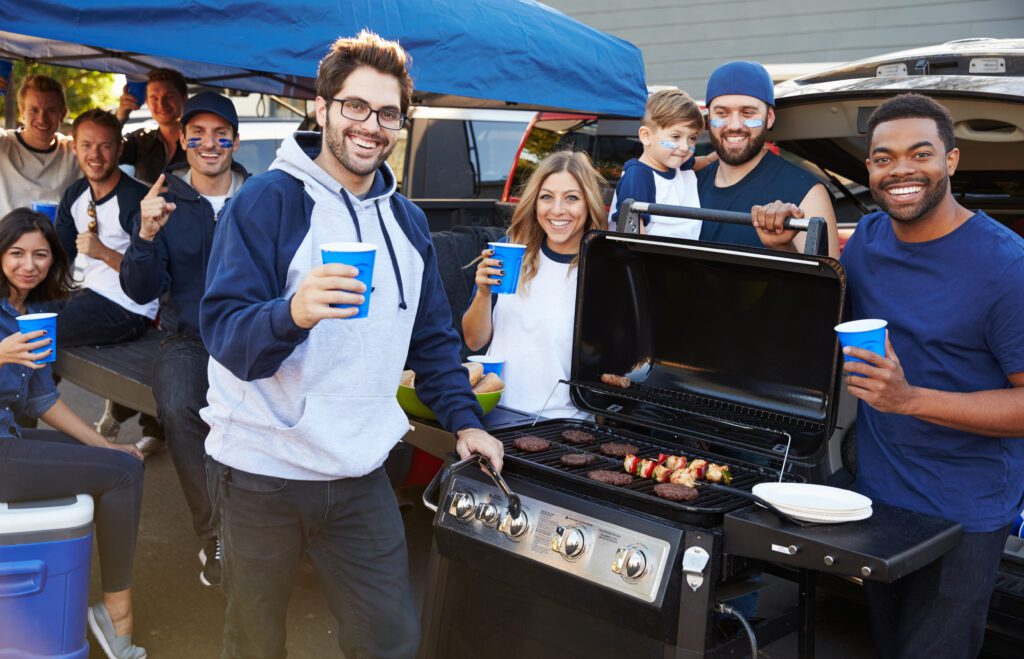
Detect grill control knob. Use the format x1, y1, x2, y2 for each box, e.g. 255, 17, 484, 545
448, 491, 476, 522
611, 546, 648, 581
550, 525, 586, 559
475, 503, 499, 527
498, 510, 529, 538
823, 555, 835, 567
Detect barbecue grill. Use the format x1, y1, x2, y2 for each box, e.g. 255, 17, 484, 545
418, 219, 962, 659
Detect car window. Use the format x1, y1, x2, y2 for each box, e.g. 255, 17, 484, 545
234, 138, 285, 175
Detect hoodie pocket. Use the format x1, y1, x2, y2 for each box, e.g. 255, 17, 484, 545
271, 393, 408, 476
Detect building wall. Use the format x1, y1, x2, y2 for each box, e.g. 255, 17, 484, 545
545, 0, 1024, 98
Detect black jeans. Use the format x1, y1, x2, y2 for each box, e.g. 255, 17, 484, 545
57, 288, 163, 440
207, 459, 419, 659
0, 429, 144, 591
864, 523, 1011, 659
153, 335, 214, 541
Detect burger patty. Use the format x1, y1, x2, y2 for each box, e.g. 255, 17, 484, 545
513, 436, 551, 453
599, 442, 639, 458
561, 429, 595, 445
586, 469, 634, 486
560, 453, 599, 467
653, 483, 699, 502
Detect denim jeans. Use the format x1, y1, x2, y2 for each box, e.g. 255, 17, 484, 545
57, 288, 164, 439
863, 523, 1011, 659
207, 459, 419, 659
153, 335, 214, 541
0, 429, 144, 591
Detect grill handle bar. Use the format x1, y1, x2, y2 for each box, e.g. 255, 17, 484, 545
706, 483, 817, 527
619, 199, 829, 256
422, 453, 522, 519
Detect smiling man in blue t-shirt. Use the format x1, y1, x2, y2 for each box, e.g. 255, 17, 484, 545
755, 93, 1024, 659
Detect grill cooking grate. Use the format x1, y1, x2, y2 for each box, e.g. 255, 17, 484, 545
493, 419, 796, 526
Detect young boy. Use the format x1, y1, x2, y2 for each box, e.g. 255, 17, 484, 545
610, 88, 714, 237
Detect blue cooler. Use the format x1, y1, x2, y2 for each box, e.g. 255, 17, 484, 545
0, 495, 93, 659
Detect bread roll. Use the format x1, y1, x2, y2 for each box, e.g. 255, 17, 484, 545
463, 361, 484, 387
400, 369, 415, 388
472, 372, 504, 394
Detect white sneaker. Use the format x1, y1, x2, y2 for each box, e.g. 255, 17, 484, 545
95, 400, 121, 440
133, 436, 165, 458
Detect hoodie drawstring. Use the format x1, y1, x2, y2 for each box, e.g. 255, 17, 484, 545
338, 189, 407, 311
339, 191, 364, 242
375, 200, 408, 310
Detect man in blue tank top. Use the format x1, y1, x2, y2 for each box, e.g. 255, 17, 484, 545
757, 93, 1024, 659
696, 61, 839, 257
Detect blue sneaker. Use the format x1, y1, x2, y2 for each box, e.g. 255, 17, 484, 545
87, 603, 147, 659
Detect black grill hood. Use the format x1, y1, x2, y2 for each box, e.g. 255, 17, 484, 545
570, 231, 846, 462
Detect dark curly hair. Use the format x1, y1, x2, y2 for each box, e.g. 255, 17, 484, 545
0, 209, 73, 304
866, 93, 956, 153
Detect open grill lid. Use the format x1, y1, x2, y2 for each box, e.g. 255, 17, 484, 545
570, 231, 847, 462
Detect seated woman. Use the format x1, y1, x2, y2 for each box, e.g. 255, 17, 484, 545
462, 151, 608, 418
0, 208, 145, 659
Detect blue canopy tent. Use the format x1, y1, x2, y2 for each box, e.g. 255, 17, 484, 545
0, 0, 646, 117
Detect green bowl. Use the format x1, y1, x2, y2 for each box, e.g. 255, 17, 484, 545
397, 383, 503, 420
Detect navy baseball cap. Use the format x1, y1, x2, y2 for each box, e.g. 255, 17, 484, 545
705, 61, 775, 107
181, 91, 239, 131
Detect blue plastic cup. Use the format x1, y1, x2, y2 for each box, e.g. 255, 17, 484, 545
16, 312, 57, 363
468, 355, 504, 378
320, 242, 377, 319
31, 202, 58, 222
125, 80, 148, 106
1013, 512, 1024, 538
487, 242, 527, 295
835, 319, 887, 365
0, 60, 12, 97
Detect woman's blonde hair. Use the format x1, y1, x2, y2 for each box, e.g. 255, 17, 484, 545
507, 150, 608, 288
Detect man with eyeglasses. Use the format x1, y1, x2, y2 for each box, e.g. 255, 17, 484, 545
200, 30, 503, 658
54, 108, 160, 377
696, 61, 839, 257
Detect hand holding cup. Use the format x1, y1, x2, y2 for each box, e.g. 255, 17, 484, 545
0, 329, 51, 369
473, 248, 503, 295
290, 264, 367, 329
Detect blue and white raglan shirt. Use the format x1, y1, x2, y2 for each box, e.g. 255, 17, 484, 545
55, 175, 159, 319
200, 132, 483, 481
486, 242, 587, 420
610, 157, 701, 238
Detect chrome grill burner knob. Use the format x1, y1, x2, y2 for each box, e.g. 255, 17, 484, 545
550, 525, 586, 559
498, 510, 529, 538
448, 491, 476, 522
611, 546, 648, 581
475, 502, 499, 526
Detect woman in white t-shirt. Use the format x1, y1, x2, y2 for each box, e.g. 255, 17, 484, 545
462, 151, 608, 418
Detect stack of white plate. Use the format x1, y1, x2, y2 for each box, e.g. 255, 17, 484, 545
751, 482, 873, 523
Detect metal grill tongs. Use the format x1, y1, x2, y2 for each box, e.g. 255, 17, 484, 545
423, 453, 522, 519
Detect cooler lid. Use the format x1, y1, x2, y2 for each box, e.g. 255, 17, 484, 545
570, 231, 846, 462
0, 494, 94, 535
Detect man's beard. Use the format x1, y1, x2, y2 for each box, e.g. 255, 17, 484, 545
709, 128, 767, 166
871, 174, 948, 224
324, 113, 395, 177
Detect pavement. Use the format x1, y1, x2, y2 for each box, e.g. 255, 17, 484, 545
43, 380, 954, 658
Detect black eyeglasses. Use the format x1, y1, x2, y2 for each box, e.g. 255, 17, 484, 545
330, 98, 406, 130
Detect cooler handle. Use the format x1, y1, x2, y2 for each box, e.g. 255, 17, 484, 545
0, 560, 46, 597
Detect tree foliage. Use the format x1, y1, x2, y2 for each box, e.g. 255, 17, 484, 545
2, 61, 117, 126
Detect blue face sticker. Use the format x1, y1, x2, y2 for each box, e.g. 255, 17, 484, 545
186, 137, 234, 149
659, 139, 691, 153
709, 118, 764, 129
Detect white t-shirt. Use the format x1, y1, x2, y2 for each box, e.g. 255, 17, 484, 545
485, 242, 588, 419
0, 129, 80, 216
60, 176, 159, 319
202, 194, 228, 218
